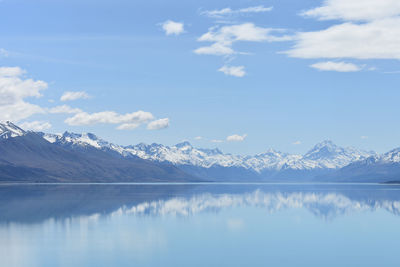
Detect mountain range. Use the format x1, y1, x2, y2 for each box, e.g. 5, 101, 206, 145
1, 121, 400, 183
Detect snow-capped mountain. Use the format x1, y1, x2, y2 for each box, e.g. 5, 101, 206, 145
0, 122, 195, 183
322, 146, 400, 183
340, 147, 400, 167
120, 140, 375, 172
39, 128, 375, 173
301, 140, 375, 169
0, 121, 26, 139
42, 131, 125, 154
380, 148, 400, 163
6, 121, 397, 182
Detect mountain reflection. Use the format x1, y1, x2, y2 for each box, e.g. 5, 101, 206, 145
114, 190, 400, 220
1, 184, 399, 224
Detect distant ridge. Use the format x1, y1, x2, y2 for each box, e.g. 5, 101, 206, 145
39, 128, 376, 181
1, 121, 400, 183
0, 122, 199, 183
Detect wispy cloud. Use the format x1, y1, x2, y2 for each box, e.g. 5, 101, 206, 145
195, 23, 291, 56
60, 91, 90, 101
48, 105, 82, 114
195, 23, 291, 76
300, 0, 400, 22
194, 43, 235, 56
218, 65, 246, 77
202, 5, 273, 18
65, 110, 154, 127
310, 61, 362, 72
117, 123, 140, 130
293, 141, 302, 145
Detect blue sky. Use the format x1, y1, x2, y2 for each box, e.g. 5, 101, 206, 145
1, 0, 400, 154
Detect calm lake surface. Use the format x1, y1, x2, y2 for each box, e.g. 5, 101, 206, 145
0, 183, 399, 267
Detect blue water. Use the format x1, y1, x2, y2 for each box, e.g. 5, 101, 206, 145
0, 183, 399, 267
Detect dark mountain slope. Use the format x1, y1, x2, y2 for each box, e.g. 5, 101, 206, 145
0, 133, 198, 183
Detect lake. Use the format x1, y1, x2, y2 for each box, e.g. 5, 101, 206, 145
0, 183, 399, 267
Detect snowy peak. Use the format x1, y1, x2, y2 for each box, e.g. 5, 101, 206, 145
42, 133, 61, 143
304, 140, 342, 160
37, 132, 377, 171
198, 147, 223, 156
42, 131, 114, 150
304, 140, 373, 163
63, 132, 119, 150
301, 140, 375, 169
0, 121, 26, 139
175, 141, 192, 149
0, 122, 379, 173
381, 147, 400, 163
256, 148, 286, 158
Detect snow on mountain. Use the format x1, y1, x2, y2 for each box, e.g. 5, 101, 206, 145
301, 140, 375, 169
0, 121, 26, 139
40, 129, 375, 172
1, 121, 377, 173
381, 147, 400, 163
43, 131, 125, 154
124, 142, 245, 168
342, 147, 400, 167
128, 140, 376, 171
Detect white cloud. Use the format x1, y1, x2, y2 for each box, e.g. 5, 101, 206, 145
301, 0, 400, 21
0, 66, 25, 77
48, 105, 82, 114
195, 23, 291, 56
147, 118, 169, 130
19, 121, 52, 131
286, 18, 400, 60
0, 67, 47, 122
161, 20, 184, 36
194, 136, 203, 140
286, 1, 400, 61
226, 134, 247, 142
310, 61, 362, 72
194, 43, 234, 56
211, 139, 224, 143
202, 5, 273, 18
60, 91, 90, 101
198, 23, 290, 43
293, 141, 302, 145
218, 65, 246, 77
117, 123, 140, 130
195, 23, 291, 76
0, 66, 169, 132
361, 136, 368, 139
65, 110, 154, 126
239, 6, 273, 14
0, 103, 45, 122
